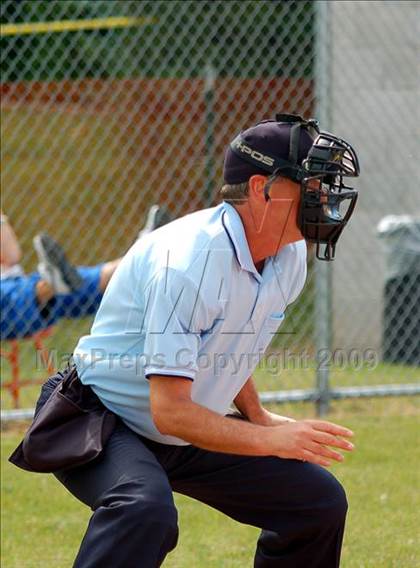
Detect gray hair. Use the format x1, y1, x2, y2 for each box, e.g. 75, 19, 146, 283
219, 181, 249, 205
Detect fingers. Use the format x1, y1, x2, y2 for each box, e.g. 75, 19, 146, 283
311, 430, 355, 452
300, 449, 331, 468
306, 420, 354, 438
306, 442, 344, 463
270, 420, 354, 466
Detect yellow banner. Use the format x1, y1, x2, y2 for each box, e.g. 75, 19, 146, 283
0, 16, 156, 36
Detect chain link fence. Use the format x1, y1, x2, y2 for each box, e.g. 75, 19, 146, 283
1, 0, 419, 414
318, 0, 420, 412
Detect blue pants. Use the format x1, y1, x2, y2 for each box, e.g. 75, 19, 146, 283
0, 266, 103, 340
36, 376, 348, 568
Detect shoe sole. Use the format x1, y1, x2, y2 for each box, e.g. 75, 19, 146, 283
33, 233, 83, 292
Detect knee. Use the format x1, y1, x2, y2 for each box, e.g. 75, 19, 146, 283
134, 500, 179, 552
141, 500, 178, 532
317, 471, 348, 526
98, 480, 178, 533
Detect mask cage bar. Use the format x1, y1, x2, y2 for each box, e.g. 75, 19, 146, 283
300, 174, 359, 261
303, 133, 360, 179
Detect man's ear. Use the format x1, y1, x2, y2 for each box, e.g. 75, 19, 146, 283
248, 175, 268, 203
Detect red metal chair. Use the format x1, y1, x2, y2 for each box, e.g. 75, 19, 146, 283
1, 327, 56, 408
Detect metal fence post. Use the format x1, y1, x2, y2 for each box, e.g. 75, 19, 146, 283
204, 62, 216, 208
314, 1, 332, 416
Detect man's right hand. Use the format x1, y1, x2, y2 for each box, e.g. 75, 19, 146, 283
149, 375, 354, 467
264, 420, 354, 467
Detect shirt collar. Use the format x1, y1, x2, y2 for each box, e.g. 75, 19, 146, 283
221, 202, 262, 283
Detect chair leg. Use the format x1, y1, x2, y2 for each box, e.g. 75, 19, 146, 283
1, 329, 56, 408
34, 335, 55, 374
9, 341, 21, 409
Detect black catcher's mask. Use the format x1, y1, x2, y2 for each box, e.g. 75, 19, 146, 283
228, 113, 360, 260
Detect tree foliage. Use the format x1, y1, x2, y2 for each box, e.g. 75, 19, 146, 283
1, 1, 314, 81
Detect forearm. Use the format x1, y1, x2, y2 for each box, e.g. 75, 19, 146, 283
154, 397, 270, 456
234, 377, 295, 426
150, 376, 354, 466
234, 376, 266, 423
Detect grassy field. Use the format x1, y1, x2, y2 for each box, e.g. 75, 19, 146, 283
1, 318, 419, 567
1, 396, 419, 568
1, 301, 419, 567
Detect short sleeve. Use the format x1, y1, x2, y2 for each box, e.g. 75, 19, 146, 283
142, 268, 212, 380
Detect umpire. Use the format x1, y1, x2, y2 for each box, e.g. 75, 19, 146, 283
39, 114, 359, 567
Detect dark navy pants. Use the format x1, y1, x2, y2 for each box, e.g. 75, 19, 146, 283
38, 379, 348, 567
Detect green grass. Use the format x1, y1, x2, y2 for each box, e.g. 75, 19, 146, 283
2, 407, 419, 568
2, 318, 419, 566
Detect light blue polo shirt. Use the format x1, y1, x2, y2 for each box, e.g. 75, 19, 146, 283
74, 203, 307, 445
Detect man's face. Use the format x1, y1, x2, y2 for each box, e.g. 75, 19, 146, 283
233, 174, 308, 261
260, 176, 304, 250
